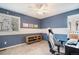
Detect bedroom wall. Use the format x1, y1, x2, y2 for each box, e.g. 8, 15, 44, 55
0, 8, 41, 28
0, 8, 41, 48
0, 33, 42, 48
40, 8, 79, 40
40, 9, 79, 28
0, 8, 79, 48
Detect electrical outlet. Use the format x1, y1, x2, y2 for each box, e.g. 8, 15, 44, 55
4, 42, 7, 45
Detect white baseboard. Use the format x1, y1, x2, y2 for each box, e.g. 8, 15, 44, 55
0, 43, 26, 51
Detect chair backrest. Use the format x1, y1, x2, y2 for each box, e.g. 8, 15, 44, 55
53, 35, 61, 46
48, 33, 55, 48
48, 40, 53, 49
48, 32, 61, 48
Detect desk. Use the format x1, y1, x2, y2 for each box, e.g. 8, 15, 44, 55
65, 40, 79, 55
54, 34, 67, 46
59, 40, 65, 45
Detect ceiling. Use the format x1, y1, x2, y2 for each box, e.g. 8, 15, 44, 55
0, 3, 79, 19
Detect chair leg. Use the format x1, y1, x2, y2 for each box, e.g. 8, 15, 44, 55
57, 46, 60, 54
50, 48, 55, 54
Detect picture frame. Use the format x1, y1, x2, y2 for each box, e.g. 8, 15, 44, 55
28, 24, 33, 28
33, 24, 38, 28
23, 23, 29, 28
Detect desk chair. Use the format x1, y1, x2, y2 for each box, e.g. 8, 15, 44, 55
48, 37, 64, 55
48, 29, 65, 55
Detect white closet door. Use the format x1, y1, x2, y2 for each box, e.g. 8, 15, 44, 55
0, 13, 20, 32
0, 15, 4, 31
2, 15, 12, 31
11, 17, 20, 31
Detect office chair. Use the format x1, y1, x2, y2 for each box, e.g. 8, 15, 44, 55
48, 37, 62, 55
48, 29, 65, 55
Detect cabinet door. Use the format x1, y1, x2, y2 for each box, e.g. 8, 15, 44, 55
68, 17, 77, 32
11, 17, 20, 31
0, 15, 4, 31
2, 15, 12, 31
71, 19, 76, 32
0, 13, 20, 32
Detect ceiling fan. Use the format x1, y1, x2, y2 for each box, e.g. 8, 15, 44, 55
30, 3, 49, 15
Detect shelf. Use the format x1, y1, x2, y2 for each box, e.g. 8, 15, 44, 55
26, 35, 42, 44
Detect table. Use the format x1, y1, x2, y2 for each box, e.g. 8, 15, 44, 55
65, 39, 79, 55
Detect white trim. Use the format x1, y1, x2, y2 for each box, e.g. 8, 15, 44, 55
0, 43, 25, 50
41, 28, 68, 34
0, 28, 42, 36
52, 28, 68, 34
0, 28, 68, 36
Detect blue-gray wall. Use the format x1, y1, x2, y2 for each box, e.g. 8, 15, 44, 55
0, 8, 41, 48
0, 34, 41, 48
40, 9, 79, 28
0, 8, 41, 28
40, 9, 79, 41
0, 8, 79, 48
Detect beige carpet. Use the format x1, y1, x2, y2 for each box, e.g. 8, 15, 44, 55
0, 40, 52, 55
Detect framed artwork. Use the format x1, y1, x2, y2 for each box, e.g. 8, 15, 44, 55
28, 24, 33, 28
33, 24, 38, 28
22, 23, 39, 28
23, 23, 28, 28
